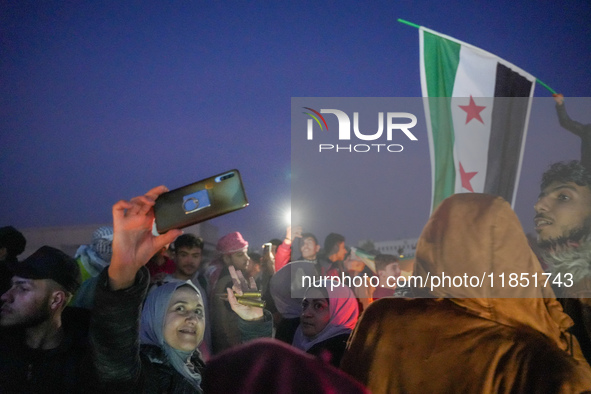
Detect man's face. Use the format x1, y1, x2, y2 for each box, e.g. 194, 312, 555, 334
378, 262, 401, 287
163, 286, 205, 352
333, 241, 347, 261
344, 257, 365, 275
0, 276, 53, 327
174, 246, 203, 279
300, 237, 320, 260
246, 262, 261, 279
225, 249, 250, 272
534, 181, 591, 249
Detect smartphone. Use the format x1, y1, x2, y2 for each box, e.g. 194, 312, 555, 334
154, 169, 249, 233
262, 242, 272, 255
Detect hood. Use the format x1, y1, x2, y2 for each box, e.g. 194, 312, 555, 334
414, 193, 573, 347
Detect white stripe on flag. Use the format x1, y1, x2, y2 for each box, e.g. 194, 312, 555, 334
451, 47, 496, 194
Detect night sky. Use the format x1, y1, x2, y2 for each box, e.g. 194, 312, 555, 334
1, 1, 590, 250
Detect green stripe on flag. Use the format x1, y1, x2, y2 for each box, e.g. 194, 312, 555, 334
423, 31, 461, 210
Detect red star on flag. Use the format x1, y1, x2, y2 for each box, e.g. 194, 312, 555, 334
459, 162, 478, 192
459, 95, 486, 124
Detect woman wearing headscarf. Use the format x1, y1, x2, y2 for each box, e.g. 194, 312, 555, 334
90, 186, 272, 393
292, 282, 359, 367
341, 193, 591, 393
270, 260, 318, 344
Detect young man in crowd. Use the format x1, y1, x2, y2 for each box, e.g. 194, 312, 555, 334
300, 233, 321, 261
0, 246, 97, 392
166, 234, 206, 288
274, 225, 322, 271
534, 160, 591, 363
320, 232, 347, 277
205, 232, 250, 295
206, 232, 269, 354
372, 254, 401, 300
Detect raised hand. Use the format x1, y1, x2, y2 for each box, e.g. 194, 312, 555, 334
109, 186, 182, 290
225, 265, 264, 321
284, 225, 302, 245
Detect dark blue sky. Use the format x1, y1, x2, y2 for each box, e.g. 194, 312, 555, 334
1, 1, 589, 249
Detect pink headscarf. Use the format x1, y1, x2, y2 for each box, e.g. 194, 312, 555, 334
292, 284, 359, 352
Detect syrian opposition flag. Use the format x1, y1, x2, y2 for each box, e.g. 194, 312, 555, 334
420, 27, 535, 212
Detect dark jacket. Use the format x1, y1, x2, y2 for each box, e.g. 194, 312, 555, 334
208, 267, 240, 354
307, 332, 349, 367
0, 307, 98, 393
209, 267, 274, 354
274, 318, 349, 367
554, 259, 591, 365
91, 266, 272, 393
560, 296, 591, 365
138, 344, 206, 394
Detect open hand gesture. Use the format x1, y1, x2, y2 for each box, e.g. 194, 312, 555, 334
225, 265, 264, 321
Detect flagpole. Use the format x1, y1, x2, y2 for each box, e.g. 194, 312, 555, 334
535, 79, 556, 94
397, 18, 558, 95
397, 18, 420, 29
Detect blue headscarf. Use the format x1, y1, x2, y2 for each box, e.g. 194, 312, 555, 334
140, 280, 203, 390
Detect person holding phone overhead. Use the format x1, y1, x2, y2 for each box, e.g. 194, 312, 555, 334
90, 186, 271, 393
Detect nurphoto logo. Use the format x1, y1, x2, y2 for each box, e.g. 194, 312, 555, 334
303, 107, 418, 153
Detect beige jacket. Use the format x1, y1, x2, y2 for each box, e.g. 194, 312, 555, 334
341, 194, 591, 393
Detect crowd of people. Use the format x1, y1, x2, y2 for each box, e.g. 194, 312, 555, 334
1, 97, 591, 392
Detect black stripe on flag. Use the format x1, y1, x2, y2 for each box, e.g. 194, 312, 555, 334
484, 63, 533, 202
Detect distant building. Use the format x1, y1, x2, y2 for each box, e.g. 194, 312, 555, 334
372, 237, 418, 260
19, 221, 219, 260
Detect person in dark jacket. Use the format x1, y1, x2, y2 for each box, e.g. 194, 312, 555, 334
90, 185, 272, 393
535, 160, 591, 364
0, 245, 98, 393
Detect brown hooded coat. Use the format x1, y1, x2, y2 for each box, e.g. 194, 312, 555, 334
341, 193, 591, 393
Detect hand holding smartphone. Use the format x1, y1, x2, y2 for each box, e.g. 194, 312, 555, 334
154, 169, 249, 233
